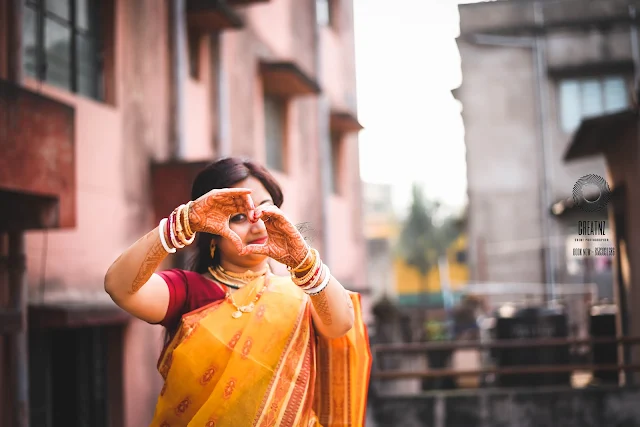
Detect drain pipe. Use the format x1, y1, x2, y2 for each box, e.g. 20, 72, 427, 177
170, 0, 187, 159
314, 7, 332, 264
211, 32, 231, 158
533, 1, 556, 300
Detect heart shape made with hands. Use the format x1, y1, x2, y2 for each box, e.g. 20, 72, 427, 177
189, 187, 308, 267
238, 205, 309, 269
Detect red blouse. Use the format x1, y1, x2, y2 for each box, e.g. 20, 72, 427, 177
156, 269, 226, 331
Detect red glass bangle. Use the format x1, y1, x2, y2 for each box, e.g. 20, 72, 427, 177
299, 264, 322, 289
167, 210, 177, 248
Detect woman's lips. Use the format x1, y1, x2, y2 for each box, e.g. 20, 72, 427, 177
249, 237, 268, 245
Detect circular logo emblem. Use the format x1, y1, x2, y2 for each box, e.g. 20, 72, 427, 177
572, 174, 611, 212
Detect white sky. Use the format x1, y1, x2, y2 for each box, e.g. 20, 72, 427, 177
354, 0, 488, 216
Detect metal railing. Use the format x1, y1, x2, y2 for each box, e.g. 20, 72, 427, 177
371, 336, 640, 380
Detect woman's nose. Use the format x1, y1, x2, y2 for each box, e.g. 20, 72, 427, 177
250, 218, 267, 233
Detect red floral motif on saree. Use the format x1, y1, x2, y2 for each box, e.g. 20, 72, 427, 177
255, 304, 266, 320
204, 418, 217, 427
175, 397, 191, 416
160, 422, 170, 427
241, 337, 253, 359
223, 378, 237, 400
228, 330, 243, 349
199, 365, 217, 386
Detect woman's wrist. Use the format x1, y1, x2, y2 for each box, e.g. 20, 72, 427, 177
289, 247, 312, 273
288, 246, 314, 275
290, 249, 331, 295
158, 203, 198, 254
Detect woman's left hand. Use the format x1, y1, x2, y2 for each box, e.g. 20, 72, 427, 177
241, 205, 309, 268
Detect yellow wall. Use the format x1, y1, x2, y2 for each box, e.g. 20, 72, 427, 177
394, 234, 469, 295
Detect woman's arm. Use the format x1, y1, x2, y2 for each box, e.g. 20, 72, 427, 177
104, 228, 172, 323
104, 188, 255, 323
242, 205, 355, 339
308, 276, 355, 339
291, 249, 354, 338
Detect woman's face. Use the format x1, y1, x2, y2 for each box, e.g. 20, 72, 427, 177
216, 176, 274, 270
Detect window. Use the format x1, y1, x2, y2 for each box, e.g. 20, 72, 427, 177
329, 132, 342, 194
264, 94, 286, 172
188, 29, 200, 80
559, 75, 628, 133
29, 326, 122, 427
23, 0, 105, 101
316, 0, 336, 28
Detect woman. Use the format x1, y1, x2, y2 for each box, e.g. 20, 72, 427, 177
104, 157, 371, 426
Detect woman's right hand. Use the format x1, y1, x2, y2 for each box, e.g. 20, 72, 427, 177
188, 188, 255, 252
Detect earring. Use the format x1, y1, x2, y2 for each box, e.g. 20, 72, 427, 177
210, 239, 216, 259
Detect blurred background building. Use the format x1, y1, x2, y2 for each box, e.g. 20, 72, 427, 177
0, 0, 365, 426
367, 0, 640, 425
456, 0, 633, 303
363, 181, 398, 304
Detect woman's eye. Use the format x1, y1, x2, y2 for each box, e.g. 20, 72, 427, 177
230, 213, 247, 223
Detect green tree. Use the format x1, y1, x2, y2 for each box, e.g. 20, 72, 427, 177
398, 184, 436, 275
397, 183, 461, 297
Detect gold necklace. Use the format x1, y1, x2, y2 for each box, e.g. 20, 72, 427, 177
208, 264, 269, 289
226, 274, 270, 319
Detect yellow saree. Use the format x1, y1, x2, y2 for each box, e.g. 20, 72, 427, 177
150, 275, 371, 427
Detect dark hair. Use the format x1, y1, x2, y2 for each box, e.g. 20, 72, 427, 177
188, 157, 283, 274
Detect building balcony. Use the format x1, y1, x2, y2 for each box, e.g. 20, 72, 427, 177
187, 0, 244, 32
260, 60, 321, 98
330, 110, 363, 135
0, 79, 76, 230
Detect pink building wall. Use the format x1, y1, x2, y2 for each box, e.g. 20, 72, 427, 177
15, 0, 365, 425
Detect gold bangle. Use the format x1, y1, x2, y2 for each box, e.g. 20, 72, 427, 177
288, 247, 311, 272
176, 204, 195, 245
183, 201, 194, 237
179, 203, 191, 239
291, 251, 321, 286
295, 248, 317, 273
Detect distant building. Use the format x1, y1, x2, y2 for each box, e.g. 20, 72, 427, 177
394, 234, 469, 309
456, 0, 632, 299
363, 182, 399, 306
